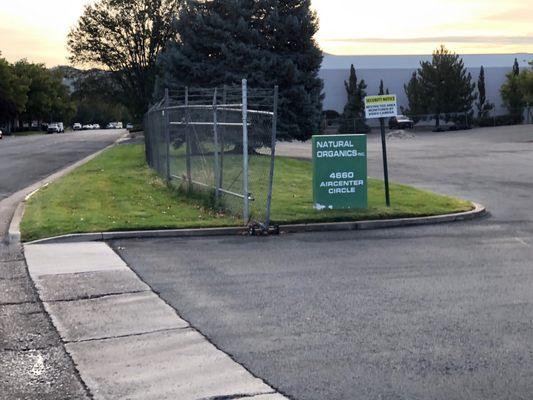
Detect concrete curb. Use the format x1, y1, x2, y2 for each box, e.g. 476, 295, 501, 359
7, 201, 25, 244
6, 133, 129, 245
25, 203, 486, 245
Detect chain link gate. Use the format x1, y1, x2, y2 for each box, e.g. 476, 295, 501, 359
144, 80, 278, 232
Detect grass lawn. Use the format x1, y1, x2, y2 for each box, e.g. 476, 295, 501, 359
21, 143, 473, 241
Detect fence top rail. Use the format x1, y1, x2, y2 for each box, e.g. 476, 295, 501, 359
148, 104, 274, 116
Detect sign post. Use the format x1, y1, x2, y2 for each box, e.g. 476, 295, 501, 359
312, 134, 367, 210
364, 95, 397, 207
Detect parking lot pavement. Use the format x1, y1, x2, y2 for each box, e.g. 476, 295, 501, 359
24, 242, 289, 400
113, 125, 533, 400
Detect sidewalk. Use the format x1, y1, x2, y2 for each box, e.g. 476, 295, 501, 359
24, 241, 288, 400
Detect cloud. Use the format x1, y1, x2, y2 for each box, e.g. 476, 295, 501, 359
322, 35, 533, 45
485, 8, 533, 22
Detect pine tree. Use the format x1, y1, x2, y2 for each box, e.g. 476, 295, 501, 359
259, 0, 323, 140
513, 58, 520, 76
158, 0, 323, 141
476, 66, 494, 120
403, 72, 425, 123
379, 80, 385, 95
338, 65, 369, 133
414, 46, 476, 127
157, 1, 266, 89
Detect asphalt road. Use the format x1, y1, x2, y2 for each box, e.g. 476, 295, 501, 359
0, 130, 122, 201
0, 129, 122, 400
114, 125, 533, 400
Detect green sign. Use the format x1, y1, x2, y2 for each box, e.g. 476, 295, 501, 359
312, 134, 367, 210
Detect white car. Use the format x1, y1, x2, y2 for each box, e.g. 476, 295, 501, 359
47, 123, 61, 134
107, 122, 123, 129
82, 124, 93, 130
93, 124, 101, 129
73, 123, 82, 131
0, 129, 3, 139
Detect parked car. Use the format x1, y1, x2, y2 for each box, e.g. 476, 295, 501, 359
107, 122, 123, 129
47, 123, 61, 134
82, 124, 93, 130
388, 115, 414, 130
93, 124, 101, 129
126, 123, 134, 130
0, 129, 3, 139
57, 122, 64, 133
73, 123, 82, 131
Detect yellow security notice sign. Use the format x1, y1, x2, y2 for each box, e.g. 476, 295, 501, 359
364, 95, 398, 119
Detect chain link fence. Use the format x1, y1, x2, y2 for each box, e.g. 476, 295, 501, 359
144, 80, 278, 228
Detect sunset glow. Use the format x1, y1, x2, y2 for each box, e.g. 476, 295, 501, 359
0, 0, 531, 66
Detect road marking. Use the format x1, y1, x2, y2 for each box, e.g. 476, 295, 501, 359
515, 237, 530, 247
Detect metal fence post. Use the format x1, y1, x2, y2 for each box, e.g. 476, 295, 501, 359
185, 87, 192, 189
242, 79, 250, 223
164, 88, 171, 181
265, 85, 278, 227
212, 88, 220, 201
219, 86, 227, 191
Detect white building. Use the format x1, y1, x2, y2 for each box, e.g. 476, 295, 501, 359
320, 53, 532, 116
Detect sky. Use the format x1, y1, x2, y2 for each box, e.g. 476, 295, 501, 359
0, 0, 532, 66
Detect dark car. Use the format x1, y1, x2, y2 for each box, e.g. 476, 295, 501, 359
389, 115, 414, 130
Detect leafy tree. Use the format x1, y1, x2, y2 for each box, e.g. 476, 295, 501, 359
49, 69, 76, 123
501, 60, 533, 122
157, 0, 323, 141
13, 61, 54, 125
517, 64, 533, 105
0, 55, 29, 127
501, 74, 524, 122
68, 0, 181, 119
409, 46, 476, 127
71, 69, 132, 125
338, 64, 368, 133
476, 66, 494, 120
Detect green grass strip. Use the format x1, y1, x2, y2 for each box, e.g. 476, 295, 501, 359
21, 143, 473, 242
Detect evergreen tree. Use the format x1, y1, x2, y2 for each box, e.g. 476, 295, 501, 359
414, 46, 476, 127
158, 1, 266, 89
158, 0, 323, 141
513, 58, 520, 76
338, 65, 368, 133
379, 80, 385, 95
476, 66, 494, 120
260, 0, 324, 140
403, 71, 425, 123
